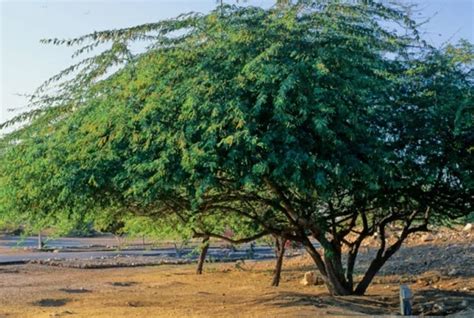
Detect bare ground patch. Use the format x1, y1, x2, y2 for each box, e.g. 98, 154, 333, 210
0, 230, 473, 317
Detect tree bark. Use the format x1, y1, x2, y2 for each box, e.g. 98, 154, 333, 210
271, 236, 286, 286
354, 230, 409, 295
345, 233, 367, 291
196, 236, 210, 275
323, 256, 352, 295
324, 242, 351, 291
354, 257, 385, 295
302, 237, 352, 295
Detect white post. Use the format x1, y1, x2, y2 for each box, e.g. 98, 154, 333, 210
38, 232, 43, 250
400, 284, 413, 316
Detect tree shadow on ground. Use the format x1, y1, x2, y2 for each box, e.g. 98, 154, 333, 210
258, 291, 399, 315
59, 288, 92, 294
109, 281, 138, 287
256, 289, 474, 316
32, 298, 71, 307
412, 289, 474, 315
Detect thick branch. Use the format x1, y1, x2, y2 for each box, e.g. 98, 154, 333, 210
193, 230, 269, 244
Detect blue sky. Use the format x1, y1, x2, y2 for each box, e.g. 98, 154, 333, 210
1, 0, 473, 126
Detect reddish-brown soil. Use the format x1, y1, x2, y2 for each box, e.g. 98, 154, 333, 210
0, 227, 473, 317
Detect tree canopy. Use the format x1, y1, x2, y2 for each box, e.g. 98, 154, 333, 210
1, 1, 472, 295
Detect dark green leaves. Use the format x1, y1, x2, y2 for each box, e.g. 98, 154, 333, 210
1, 1, 472, 242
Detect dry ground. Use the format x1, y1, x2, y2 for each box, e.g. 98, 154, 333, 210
0, 228, 473, 317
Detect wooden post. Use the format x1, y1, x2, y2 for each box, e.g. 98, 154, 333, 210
400, 284, 413, 316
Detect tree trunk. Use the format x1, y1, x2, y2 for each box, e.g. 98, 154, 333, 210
196, 236, 210, 275
354, 237, 406, 295
354, 257, 384, 295
302, 238, 352, 295
271, 236, 286, 287
115, 235, 123, 250
323, 257, 352, 295
354, 225, 414, 295
174, 242, 181, 258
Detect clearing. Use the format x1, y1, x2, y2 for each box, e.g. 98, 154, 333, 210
0, 228, 473, 317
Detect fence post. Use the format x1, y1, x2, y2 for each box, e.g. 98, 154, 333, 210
400, 284, 413, 316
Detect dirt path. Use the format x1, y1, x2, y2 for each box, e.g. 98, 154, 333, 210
0, 262, 345, 318
1, 245, 473, 317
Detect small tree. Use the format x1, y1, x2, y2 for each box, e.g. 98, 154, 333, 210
271, 235, 287, 287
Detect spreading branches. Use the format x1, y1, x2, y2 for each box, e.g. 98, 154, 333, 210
1, 1, 471, 297
193, 230, 268, 244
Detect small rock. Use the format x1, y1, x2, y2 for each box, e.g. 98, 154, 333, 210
422, 234, 434, 242
53, 249, 60, 253
463, 223, 472, 232
300, 271, 316, 286
417, 272, 441, 285
300, 271, 324, 286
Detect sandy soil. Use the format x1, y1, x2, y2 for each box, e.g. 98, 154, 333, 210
0, 258, 473, 317
0, 228, 473, 318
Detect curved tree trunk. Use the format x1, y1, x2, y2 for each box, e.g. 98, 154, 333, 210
354, 230, 409, 295
302, 238, 352, 295
302, 224, 415, 296
323, 256, 352, 296
271, 236, 286, 287
196, 236, 210, 275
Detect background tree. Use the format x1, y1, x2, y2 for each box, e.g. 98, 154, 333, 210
271, 235, 287, 287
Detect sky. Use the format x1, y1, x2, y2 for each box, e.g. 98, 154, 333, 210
1, 0, 473, 127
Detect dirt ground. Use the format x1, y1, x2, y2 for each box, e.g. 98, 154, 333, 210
0, 228, 473, 318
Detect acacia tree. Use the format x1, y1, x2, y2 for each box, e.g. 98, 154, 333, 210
1, 1, 472, 295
